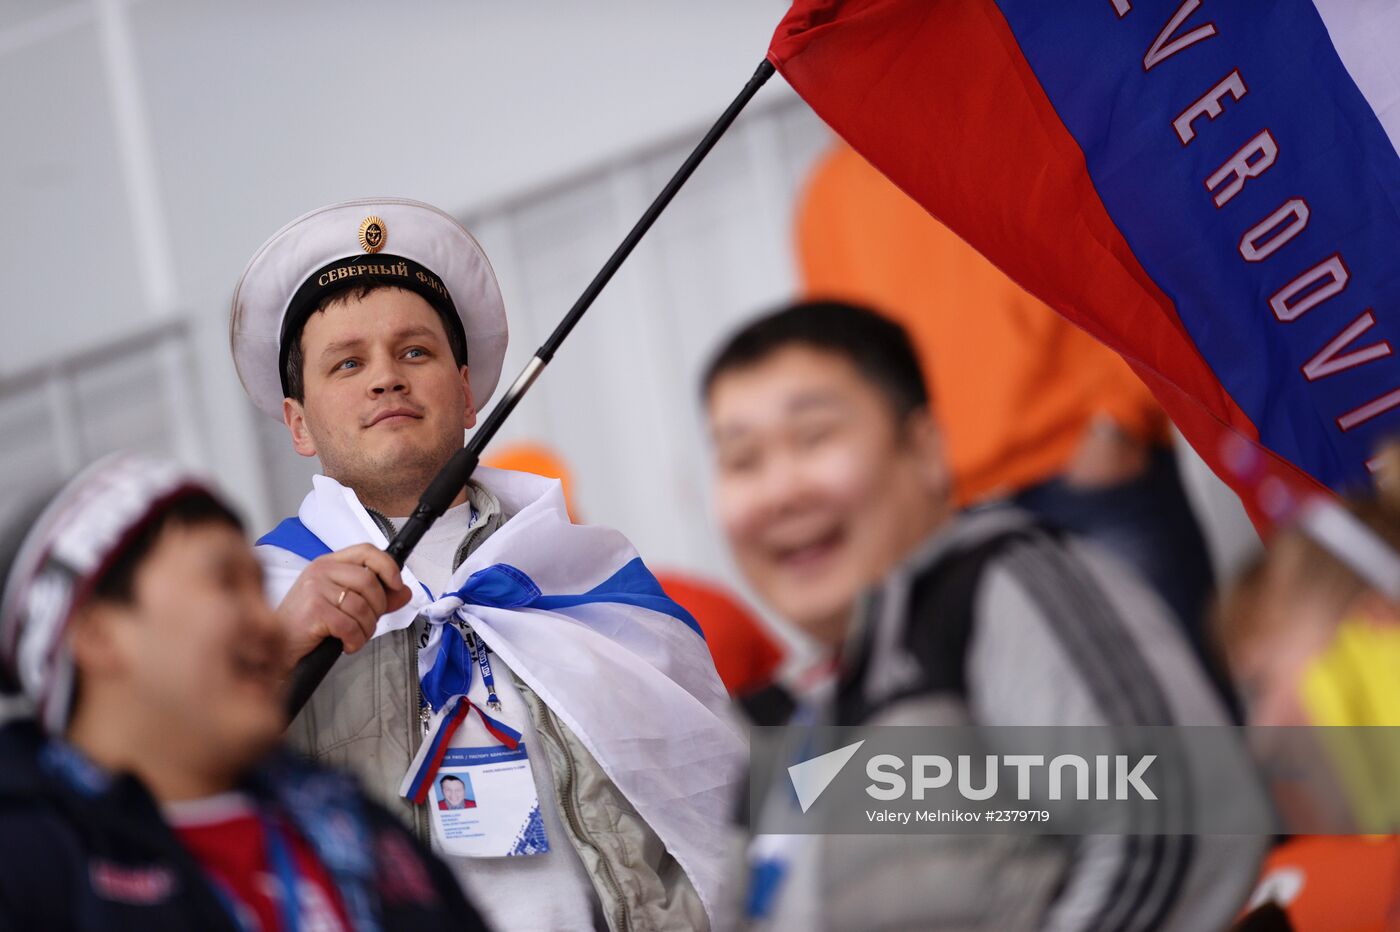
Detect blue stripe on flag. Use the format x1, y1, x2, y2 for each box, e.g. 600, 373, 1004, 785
534, 557, 705, 640
256, 517, 332, 561
420, 624, 475, 710
994, 0, 1400, 488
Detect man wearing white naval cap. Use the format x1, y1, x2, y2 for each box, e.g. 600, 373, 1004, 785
231, 197, 740, 931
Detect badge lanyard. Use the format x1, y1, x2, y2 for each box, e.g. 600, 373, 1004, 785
463, 628, 502, 711
746, 704, 816, 922
403, 594, 522, 806
262, 816, 304, 932
210, 816, 304, 932
747, 676, 836, 922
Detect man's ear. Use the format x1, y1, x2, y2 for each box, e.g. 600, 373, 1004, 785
283, 398, 318, 458
903, 407, 951, 500
67, 602, 132, 683
460, 365, 477, 430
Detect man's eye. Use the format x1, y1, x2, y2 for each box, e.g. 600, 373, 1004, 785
796, 424, 835, 447
404, 347, 428, 359
213, 565, 241, 591
720, 450, 760, 474
335, 358, 359, 372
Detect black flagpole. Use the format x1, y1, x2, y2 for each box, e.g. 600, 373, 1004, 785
287, 59, 778, 718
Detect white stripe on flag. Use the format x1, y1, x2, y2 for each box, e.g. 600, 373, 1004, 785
1311, 0, 1400, 159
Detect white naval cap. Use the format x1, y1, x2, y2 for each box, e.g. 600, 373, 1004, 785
230, 197, 509, 419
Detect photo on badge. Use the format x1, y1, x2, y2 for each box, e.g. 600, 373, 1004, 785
436, 774, 477, 811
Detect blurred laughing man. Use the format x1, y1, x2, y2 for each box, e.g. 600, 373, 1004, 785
0, 453, 486, 931
703, 301, 1263, 931
231, 198, 740, 931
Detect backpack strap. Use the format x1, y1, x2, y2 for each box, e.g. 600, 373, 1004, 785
837, 527, 1036, 724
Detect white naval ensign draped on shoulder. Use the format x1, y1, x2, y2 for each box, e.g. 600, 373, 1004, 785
230, 198, 741, 932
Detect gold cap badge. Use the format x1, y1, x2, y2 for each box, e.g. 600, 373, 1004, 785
358, 216, 387, 254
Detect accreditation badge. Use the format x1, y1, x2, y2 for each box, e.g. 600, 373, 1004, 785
429, 742, 550, 858
405, 623, 549, 856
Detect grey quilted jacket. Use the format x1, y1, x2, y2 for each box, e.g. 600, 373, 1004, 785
263, 486, 708, 932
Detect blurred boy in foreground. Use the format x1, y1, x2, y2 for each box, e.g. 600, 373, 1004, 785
0, 453, 485, 931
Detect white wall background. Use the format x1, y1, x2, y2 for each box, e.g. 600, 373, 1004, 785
0, 0, 834, 601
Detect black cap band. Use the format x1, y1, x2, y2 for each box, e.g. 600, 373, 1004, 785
278, 253, 468, 397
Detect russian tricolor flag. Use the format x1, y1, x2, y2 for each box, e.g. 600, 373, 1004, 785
768, 0, 1400, 528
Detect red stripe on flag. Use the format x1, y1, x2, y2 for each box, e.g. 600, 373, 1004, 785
767, 0, 1330, 530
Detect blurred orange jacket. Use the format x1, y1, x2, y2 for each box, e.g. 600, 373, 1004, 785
797, 144, 1168, 504
657, 572, 783, 697
1245, 835, 1400, 931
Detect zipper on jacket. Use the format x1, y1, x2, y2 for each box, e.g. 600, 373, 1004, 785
529, 685, 631, 932
408, 622, 432, 844
372, 509, 434, 846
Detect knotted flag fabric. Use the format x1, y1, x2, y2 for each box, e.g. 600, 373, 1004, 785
255, 466, 744, 923
399, 556, 706, 805
767, 0, 1400, 528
